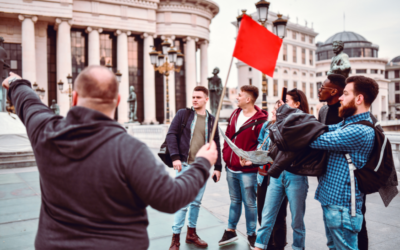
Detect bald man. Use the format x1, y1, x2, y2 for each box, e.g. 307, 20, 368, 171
2, 66, 218, 250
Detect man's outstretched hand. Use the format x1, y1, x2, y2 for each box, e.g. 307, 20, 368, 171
196, 141, 218, 167
2, 72, 21, 90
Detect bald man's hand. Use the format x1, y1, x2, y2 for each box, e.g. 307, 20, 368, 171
2, 72, 21, 90
196, 141, 218, 167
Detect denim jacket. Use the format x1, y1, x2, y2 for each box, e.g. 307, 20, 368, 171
257, 121, 272, 185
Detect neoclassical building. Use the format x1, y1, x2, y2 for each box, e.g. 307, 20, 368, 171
315, 31, 389, 121
235, 11, 320, 117
0, 0, 219, 124
386, 56, 400, 119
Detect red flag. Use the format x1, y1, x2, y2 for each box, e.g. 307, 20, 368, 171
233, 15, 282, 77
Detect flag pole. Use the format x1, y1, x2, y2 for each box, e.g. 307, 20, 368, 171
209, 56, 234, 144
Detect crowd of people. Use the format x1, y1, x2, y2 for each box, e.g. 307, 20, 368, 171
1, 66, 388, 250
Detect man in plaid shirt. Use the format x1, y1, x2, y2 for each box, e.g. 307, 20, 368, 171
309, 76, 379, 250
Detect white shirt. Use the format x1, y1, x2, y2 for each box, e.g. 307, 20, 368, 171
236, 110, 251, 132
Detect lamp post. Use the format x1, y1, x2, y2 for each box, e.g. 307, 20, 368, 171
32, 82, 46, 100
251, 0, 288, 112
57, 74, 73, 109
149, 40, 184, 124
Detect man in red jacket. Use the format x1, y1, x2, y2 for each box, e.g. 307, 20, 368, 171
218, 85, 268, 249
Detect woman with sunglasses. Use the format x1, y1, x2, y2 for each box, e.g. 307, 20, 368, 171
250, 89, 310, 250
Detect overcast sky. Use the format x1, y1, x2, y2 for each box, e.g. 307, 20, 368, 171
203, 0, 400, 87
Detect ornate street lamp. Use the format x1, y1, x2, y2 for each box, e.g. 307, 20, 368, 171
236, 9, 248, 28
149, 43, 184, 124
32, 82, 38, 91
57, 74, 73, 109
253, 1, 288, 111
32, 82, 45, 100
115, 70, 122, 83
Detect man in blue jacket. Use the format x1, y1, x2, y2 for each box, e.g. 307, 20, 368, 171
167, 86, 222, 250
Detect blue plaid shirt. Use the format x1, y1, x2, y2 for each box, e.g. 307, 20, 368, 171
309, 112, 375, 214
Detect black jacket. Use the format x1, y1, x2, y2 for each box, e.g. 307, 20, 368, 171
166, 108, 222, 171
268, 104, 328, 178
8, 79, 211, 250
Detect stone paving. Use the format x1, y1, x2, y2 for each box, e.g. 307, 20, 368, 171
0, 151, 400, 250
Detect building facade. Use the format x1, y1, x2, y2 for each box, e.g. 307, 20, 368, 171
316, 31, 389, 121
0, 0, 219, 124
235, 12, 320, 118
386, 56, 400, 119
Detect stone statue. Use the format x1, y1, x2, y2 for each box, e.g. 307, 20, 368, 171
50, 99, 60, 115
208, 67, 223, 116
327, 40, 351, 78
127, 86, 138, 123
0, 37, 10, 82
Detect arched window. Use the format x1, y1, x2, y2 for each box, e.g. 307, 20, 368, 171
284, 70, 288, 74
293, 71, 297, 75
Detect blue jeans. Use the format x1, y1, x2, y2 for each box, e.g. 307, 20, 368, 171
172, 163, 207, 234
226, 169, 257, 236
255, 171, 308, 250
322, 205, 363, 250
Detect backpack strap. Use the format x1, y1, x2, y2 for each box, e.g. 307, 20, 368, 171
230, 119, 267, 140
343, 153, 357, 217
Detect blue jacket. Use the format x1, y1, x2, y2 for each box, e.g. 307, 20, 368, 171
166, 108, 222, 171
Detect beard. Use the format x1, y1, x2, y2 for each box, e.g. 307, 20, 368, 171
339, 98, 357, 118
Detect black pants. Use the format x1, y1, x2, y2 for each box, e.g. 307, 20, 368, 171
358, 195, 368, 250
257, 175, 288, 250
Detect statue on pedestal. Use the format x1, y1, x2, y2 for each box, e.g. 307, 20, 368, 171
208, 67, 223, 116
127, 86, 138, 123
327, 41, 351, 78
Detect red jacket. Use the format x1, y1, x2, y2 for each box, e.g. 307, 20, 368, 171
222, 106, 268, 173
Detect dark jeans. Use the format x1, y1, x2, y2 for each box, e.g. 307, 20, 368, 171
358, 195, 368, 250
257, 176, 288, 250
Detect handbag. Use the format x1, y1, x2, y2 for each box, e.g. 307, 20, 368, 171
158, 108, 191, 168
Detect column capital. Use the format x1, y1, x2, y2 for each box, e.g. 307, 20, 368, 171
18, 15, 38, 23
115, 30, 131, 36
141, 33, 156, 39
200, 40, 209, 45
86, 27, 103, 34
54, 18, 72, 30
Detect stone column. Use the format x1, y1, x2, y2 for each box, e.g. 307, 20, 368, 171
86, 27, 102, 65
168, 37, 176, 119
116, 30, 130, 124
142, 33, 157, 124
56, 19, 72, 116
35, 21, 48, 106
185, 37, 197, 107
200, 40, 208, 87
19, 15, 37, 83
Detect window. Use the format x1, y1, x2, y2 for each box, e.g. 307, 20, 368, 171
293, 81, 297, 88
310, 73, 314, 77
249, 78, 252, 85
249, 67, 252, 72
389, 71, 394, 79
365, 48, 372, 57
310, 83, 314, 98
293, 46, 297, 63
317, 82, 322, 90
3, 43, 22, 81
302, 72, 306, 76
71, 30, 87, 85
284, 70, 288, 74
302, 82, 306, 92
302, 48, 306, 64
284, 80, 288, 88
292, 31, 297, 39
273, 79, 278, 96
293, 71, 297, 75
283, 44, 287, 61
309, 37, 313, 44
301, 34, 305, 42
47, 26, 57, 105
316, 72, 322, 77
310, 107, 314, 115
356, 69, 367, 74
274, 68, 278, 72
385, 71, 388, 79
325, 71, 328, 75
396, 94, 400, 104
395, 82, 400, 91
395, 70, 400, 78
381, 70, 384, 74
309, 50, 313, 65
128, 35, 144, 122
371, 69, 378, 74
100, 33, 117, 69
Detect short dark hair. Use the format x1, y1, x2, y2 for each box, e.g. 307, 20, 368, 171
287, 89, 310, 114
327, 74, 346, 89
193, 86, 209, 96
240, 85, 259, 102
346, 76, 379, 106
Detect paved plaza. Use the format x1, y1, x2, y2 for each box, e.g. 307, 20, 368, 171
0, 149, 400, 250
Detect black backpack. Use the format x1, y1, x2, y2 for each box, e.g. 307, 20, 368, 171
158, 108, 191, 168
344, 120, 395, 194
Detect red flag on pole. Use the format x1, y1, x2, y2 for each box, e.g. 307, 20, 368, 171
233, 15, 283, 77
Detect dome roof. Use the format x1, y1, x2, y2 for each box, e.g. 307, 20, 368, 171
391, 56, 400, 63
324, 31, 369, 45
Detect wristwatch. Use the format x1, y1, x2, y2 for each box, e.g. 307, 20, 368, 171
8, 76, 18, 85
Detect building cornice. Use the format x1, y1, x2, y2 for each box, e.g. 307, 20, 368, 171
157, 3, 215, 19
95, 0, 158, 10
283, 39, 317, 51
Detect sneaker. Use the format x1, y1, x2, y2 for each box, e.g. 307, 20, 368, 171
247, 234, 256, 249
218, 230, 239, 246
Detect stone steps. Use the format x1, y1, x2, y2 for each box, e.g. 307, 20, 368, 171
0, 151, 37, 169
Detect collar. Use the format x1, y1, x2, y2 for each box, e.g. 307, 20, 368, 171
342, 111, 371, 125
328, 101, 341, 108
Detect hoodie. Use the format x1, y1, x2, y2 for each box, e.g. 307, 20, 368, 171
222, 106, 268, 173
8, 79, 211, 250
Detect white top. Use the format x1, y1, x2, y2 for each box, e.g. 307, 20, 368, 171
235, 110, 251, 132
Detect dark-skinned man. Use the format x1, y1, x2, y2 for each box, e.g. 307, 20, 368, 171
318, 73, 375, 250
